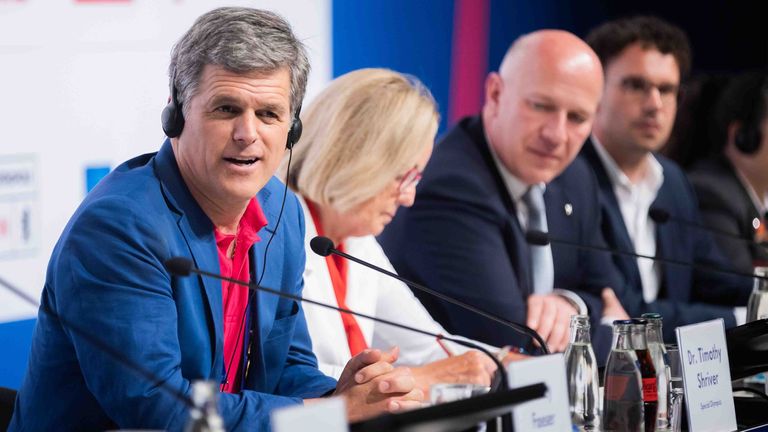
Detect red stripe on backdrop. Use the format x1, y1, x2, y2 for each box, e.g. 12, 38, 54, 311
448, 0, 489, 125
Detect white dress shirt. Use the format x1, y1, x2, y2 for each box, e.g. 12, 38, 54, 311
592, 136, 664, 303
297, 196, 496, 379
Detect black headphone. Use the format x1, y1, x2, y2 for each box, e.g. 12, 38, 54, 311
734, 120, 762, 154
161, 83, 303, 150
728, 73, 768, 155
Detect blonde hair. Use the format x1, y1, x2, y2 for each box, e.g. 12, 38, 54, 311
282, 68, 439, 212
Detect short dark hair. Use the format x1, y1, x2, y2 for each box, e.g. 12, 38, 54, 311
586, 16, 692, 78
714, 70, 768, 149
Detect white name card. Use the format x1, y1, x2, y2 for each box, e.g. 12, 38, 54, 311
506, 353, 571, 431
675, 318, 736, 432
271, 396, 348, 432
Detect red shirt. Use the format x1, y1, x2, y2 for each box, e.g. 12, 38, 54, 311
214, 198, 267, 393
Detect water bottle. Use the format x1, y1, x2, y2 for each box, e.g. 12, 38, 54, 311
564, 314, 600, 431
603, 320, 644, 432
185, 380, 225, 432
642, 313, 670, 431
630, 318, 658, 432
747, 266, 768, 321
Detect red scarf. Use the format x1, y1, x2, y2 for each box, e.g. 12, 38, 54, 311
306, 200, 369, 356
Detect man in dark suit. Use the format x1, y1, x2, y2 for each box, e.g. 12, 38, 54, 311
579, 16, 751, 340
688, 71, 768, 274
9, 8, 420, 431
380, 30, 628, 357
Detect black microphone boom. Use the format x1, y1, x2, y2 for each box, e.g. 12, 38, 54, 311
309, 235, 549, 354
163, 257, 511, 391
524, 230, 766, 283
649, 207, 764, 247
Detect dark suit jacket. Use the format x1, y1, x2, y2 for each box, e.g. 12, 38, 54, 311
688, 157, 768, 273
580, 140, 752, 340
379, 116, 622, 360
9, 141, 336, 432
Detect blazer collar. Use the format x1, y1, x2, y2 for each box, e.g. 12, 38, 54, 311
462, 116, 533, 294
153, 140, 223, 365
581, 139, 637, 254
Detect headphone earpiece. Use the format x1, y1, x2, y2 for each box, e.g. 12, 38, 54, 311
161, 85, 185, 138
286, 116, 302, 150
735, 121, 762, 155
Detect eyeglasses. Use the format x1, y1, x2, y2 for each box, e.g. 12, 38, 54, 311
397, 166, 422, 194
620, 76, 679, 104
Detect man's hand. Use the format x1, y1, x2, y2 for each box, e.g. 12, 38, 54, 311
526, 293, 578, 352
410, 351, 496, 394
601, 287, 629, 321
333, 347, 424, 422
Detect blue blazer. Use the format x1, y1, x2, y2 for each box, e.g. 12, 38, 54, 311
10, 141, 336, 432
579, 140, 752, 340
379, 116, 622, 360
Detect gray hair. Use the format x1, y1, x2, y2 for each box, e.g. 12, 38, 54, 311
169, 7, 309, 118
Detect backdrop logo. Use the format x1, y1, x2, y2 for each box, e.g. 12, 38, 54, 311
0, 154, 37, 259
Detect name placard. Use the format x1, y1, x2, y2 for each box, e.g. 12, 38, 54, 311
675, 318, 736, 432
506, 353, 570, 431
271, 396, 348, 432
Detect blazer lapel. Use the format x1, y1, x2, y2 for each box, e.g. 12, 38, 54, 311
250, 183, 282, 381
581, 140, 642, 285
651, 174, 678, 298
465, 118, 532, 295
154, 140, 222, 376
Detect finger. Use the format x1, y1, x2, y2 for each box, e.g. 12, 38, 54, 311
387, 390, 424, 413
347, 349, 383, 374
601, 287, 616, 304
547, 312, 569, 352
466, 351, 498, 376
554, 308, 573, 351
526, 295, 543, 329
502, 351, 529, 366
535, 300, 556, 343
479, 353, 498, 376
376, 368, 416, 394
355, 360, 394, 384
381, 346, 400, 364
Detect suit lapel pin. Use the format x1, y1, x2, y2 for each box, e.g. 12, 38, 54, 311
564, 203, 573, 216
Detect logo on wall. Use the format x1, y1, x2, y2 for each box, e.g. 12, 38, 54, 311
0, 154, 37, 259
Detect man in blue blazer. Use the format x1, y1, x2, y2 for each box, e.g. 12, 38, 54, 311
579, 16, 751, 340
380, 30, 628, 359
10, 8, 419, 431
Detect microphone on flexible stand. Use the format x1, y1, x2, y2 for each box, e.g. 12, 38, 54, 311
163, 257, 511, 392
308, 236, 550, 354
0, 274, 194, 409
524, 230, 765, 283
649, 207, 766, 250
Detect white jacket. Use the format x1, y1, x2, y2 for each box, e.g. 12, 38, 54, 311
299, 196, 488, 379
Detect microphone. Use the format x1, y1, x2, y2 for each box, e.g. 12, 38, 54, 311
163, 257, 511, 392
309, 236, 549, 354
725, 318, 768, 380
0, 274, 194, 408
525, 230, 767, 283
649, 207, 766, 248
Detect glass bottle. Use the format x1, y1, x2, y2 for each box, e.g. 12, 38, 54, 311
185, 380, 225, 432
603, 320, 644, 432
747, 266, 768, 322
564, 314, 600, 431
642, 313, 670, 431
631, 318, 658, 432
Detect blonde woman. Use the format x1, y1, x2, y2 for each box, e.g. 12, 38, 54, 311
282, 68, 520, 394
